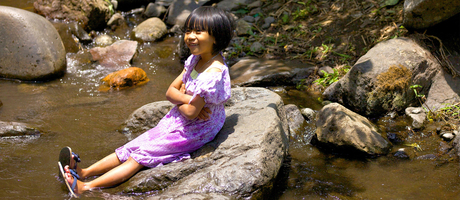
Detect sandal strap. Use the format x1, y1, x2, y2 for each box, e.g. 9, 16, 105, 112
72, 152, 81, 163
69, 168, 80, 180
70, 172, 78, 194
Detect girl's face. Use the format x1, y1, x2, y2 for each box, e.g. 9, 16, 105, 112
184, 30, 216, 56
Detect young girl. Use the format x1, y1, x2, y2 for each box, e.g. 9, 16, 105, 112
59, 6, 234, 197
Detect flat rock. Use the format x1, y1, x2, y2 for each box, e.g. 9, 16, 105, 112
117, 87, 289, 199
230, 58, 314, 87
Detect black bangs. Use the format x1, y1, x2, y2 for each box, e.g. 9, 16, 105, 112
183, 6, 235, 54
184, 11, 212, 33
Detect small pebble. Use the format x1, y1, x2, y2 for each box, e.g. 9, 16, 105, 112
441, 132, 455, 141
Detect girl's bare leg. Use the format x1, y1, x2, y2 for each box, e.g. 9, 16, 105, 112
79, 153, 122, 178
65, 157, 144, 194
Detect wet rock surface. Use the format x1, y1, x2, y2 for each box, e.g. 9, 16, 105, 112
0, 6, 66, 81
0, 121, 40, 137
119, 87, 289, 199
405, 107, 426, 129
314, 103, 391, 155
90, 40, 138, 68
284, 104, 305, 137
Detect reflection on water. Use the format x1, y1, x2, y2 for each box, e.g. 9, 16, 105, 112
1, 1, 460, 200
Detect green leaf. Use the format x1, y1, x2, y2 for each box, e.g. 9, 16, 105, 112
235, 9, 249, 14
282, 13, 290, 23
384, 0, 399, 6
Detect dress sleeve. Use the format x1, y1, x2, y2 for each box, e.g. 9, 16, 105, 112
188, 68, 231, 105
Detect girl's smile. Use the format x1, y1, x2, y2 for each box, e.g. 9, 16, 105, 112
184, 30, 216, 57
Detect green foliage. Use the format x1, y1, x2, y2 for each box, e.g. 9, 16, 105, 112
235, 8, 249, 14
382, 0, 399, 7
321, 44, 331, 59
410, 85, 424, 98
333, 51, 352, 62
296, 78, 307, 90
313, 66, 351, 87
312, 26, 322, 34
282, 13, 290, 24
440, 103, 460, 118
410, 84, 436, 122
105, 0, 115, 15
292, 0, 318, 20
314, 69, 338, 87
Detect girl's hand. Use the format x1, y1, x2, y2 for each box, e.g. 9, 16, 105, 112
179, 83, 186, 94
197, 107, 212, 121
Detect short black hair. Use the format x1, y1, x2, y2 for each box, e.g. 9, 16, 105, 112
183, 6, 235, 54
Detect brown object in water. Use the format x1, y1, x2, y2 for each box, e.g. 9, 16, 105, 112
100, 67, 149, 91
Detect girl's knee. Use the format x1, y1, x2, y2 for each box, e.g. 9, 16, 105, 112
126, 157, 143, 168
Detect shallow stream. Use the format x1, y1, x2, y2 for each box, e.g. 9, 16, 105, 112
1, 1, 460, 199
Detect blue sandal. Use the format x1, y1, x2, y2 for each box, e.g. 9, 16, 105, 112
58, 161, 79, 198
58, 147, 81, 180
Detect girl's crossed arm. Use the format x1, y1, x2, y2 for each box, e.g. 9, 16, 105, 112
166, 69, 208, 120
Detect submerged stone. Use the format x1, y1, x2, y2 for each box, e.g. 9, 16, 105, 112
0, 121, 40, 137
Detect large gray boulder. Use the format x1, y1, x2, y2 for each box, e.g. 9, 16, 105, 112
314, 103, 391, 155
118, 87, 289, 199
132, 17, 167, 42
403, 0, 460, 29
323, 37, 439, 116
0, 6, 66, 81
33, 0, 112, 31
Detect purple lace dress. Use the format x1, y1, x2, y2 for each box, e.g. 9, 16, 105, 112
115, 54, 231, 168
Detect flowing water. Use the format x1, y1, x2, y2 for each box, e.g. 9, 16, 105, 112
1, 1, 460, 199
